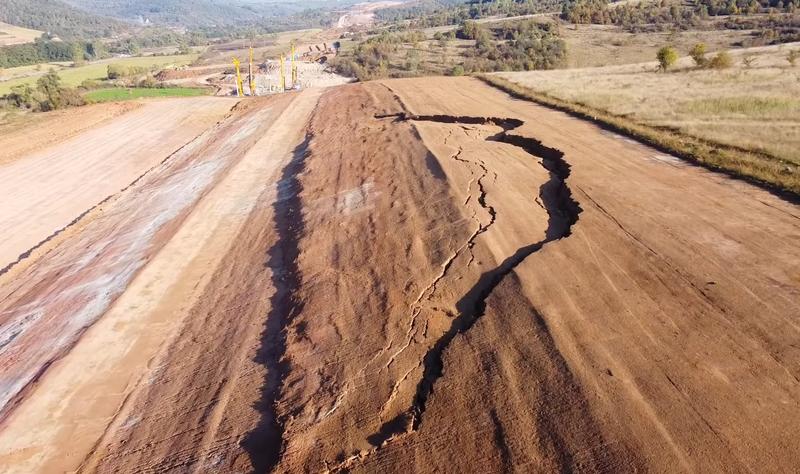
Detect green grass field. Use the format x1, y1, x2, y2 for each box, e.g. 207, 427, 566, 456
0, 54, 198, 95
84, 87, 210, 102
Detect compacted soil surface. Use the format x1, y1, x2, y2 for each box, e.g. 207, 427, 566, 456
0, 77, 798, 473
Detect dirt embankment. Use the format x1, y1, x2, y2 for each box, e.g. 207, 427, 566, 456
0, 101, 141, 167
268, 78, 800, 472
0, 97, 238, 272
0, 77, 798, 473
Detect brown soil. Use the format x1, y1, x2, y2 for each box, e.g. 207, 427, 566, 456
0, 97, 238, 271
0, 77, 798, 473
0, 101, 141, 167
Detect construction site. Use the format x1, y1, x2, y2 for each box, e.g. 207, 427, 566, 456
224, 42, 346, 97
0, 1, 799, 473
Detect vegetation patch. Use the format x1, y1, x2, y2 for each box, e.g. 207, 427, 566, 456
84, 87, 209, 102
0, 54, 197, 95
478, 74, 800, 197
332, 19, 566, 81
679, 96, 799, 117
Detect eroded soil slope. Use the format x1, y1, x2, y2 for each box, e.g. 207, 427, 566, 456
0, 78, 798, 473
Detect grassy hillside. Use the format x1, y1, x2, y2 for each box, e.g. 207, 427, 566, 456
0, 0, 130, 40
0, 22, 44, 46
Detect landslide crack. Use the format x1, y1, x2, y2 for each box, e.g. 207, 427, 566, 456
329, 113, 581, 471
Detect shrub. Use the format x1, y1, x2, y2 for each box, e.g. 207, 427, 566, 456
657, 46, 678, 71
7, 84, 34, 109
450, 64, 465, 76
107, 64, 127, 80
709, 51, 733, 69
80, 79, 102, 89
36, 69, 63, 111
138, 74, 159, 88
690, 43, 707, 67
788, 50, 799, 66
7, 69, 85, 111
457, 21, 483, 40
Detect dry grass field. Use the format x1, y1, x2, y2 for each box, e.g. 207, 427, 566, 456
196, 29, 327, 66
497, 42, 800, 167
0, 22, 43, 46
558, 22, 760, 67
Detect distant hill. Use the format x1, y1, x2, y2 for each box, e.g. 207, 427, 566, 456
0, 0, 131, 40
64, 0, 264, 27
62, 0, 353, 29
0, 21, 44, 46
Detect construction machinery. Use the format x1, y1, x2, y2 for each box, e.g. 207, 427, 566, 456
232, 57, 244, 97
248, 46, 256, 96
279, 54, 286, 91
290, 44, 298, 89
303, 42, 336, 63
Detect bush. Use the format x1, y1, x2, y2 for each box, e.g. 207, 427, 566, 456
690, 43, 707, 67
138, 74, 159, 88
450, 64, 465, 76
457, 21, 484, 40
709, 51, 733, 69
107, 64, 127, 80
36, 70, 63, 111
7, 84, 34, 109
80, 79, 103, 89
7, 69, 84, 111
788, 50, 799, 66
657, 46, 678, 71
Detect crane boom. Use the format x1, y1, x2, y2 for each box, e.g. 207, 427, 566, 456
248, 47, 256, 96
232, 57, 244, 97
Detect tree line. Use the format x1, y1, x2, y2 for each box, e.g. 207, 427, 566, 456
331, 18, 566, 81
562, 0, 798, 31
0, 36, 108, 69
375, 0, 564, 29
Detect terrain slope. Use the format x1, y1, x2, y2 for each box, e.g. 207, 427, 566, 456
0, 77, 798, 473
0, 97, 236, 271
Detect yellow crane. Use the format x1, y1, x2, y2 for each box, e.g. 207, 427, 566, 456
291, 44, 298, 88
279, 54, 286, 91
232, 57, 244, 97
248, 46, 256, 96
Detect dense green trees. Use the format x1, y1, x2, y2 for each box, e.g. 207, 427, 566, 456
6, 69, 84, 111
464, 20, 566, 72
332, 19, 566, 81
561, 0, 799, 31
376, 0, 563, 29
0, 0, 130, 40
0, 36, 110, 69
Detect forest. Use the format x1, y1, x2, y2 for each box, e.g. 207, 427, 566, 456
0, 0, 130, 40
332, 18, 566, 81
376, 0, 564, 28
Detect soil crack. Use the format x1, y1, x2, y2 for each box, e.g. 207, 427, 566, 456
326, 112, 582, 472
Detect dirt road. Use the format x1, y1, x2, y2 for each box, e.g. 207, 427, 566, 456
0, 97, 237, 271
0, 77, 798, 472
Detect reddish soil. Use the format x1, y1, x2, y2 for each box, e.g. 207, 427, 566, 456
0, 77, 798, 473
